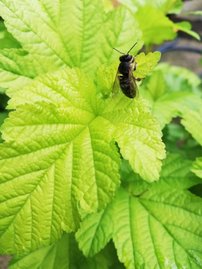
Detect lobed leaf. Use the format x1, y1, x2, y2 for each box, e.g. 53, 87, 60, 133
113, 188, 202, 269
0, 65, 167, 254
141, 64, 202, 128
0, 141, 82, 254
76, 203, 114, 257
77, 177, 202, 269
159, 153, 195, 183
5, 67, 166, 183
175, 21, 200, 40
0, 68, 121, 254
121, 153, 201, 192
102, 96, 166, 182
134, 51, 161, 79
0, 0, 142, 84
76, 150, 202, 268
0, 0, 172, 261
135, 6, 176, 45
119, 2, 197, 45
160, 63, 201, 90
5, 67, 97, 109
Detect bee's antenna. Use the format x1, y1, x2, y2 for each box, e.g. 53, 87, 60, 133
127, 42, 138, 54
113, 47, 125, 55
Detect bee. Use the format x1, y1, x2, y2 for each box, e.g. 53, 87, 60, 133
113, 42, 138, 98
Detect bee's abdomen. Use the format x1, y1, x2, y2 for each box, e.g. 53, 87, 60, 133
119, 75, 136, 98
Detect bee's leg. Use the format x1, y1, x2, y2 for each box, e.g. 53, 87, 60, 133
133, 62, 137, 71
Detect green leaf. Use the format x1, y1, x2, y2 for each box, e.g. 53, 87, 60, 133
0, 0, 142, 79
6, 66, 98, 109
0, 141, 81, 254
0, 68, 31, 93
0, 68, 121, 254
0, 0, 74, 68
189, 11, 202, 16
0, 49, 48, 78
103, 0, 114, 12
0, 0, 143, 97
175, 21, 200, 40
0, 112, 8, 126
143, 63, 201, 103
0, 135, 119, 254
154, 153, 201, 190
181, 105, 202, 146
113, 188, 202, 269
119, 2, 196, 44
9, 233, 71, 269
0, 21, 20, 49
77, 153, 202, 268
119, 0, 183, 14
192, 157, 202, 179
119, 3, 196, 44
134, 52, 161, 79
102, 96, 166, 182
95, 50, 160, 98
160, 63, 201, 89
9, 233, 111, 269
164, 122, 202, 156
0, 111, 8, 142
121, 153, 201, 193
81, 254, 110, 269
0, 66, 166, 253
76, 203, 114, 257
0, 48, 48, 92
6, 67, 165, 183
160, 0, 183, 14
153, 92, 197, 128
135, 6, 176, 45
141, 64, 202, 128
143, 67, 167, 101
94, 63, 118, 97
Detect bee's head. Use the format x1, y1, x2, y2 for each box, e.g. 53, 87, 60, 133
114, 42, 138, 62
119, 54, 134, 63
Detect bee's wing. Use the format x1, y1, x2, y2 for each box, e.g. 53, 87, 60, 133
129, 70, 139, 98
112, 69, 121, 97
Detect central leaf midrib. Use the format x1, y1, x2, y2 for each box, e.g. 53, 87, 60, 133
129, 196, 138, 269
